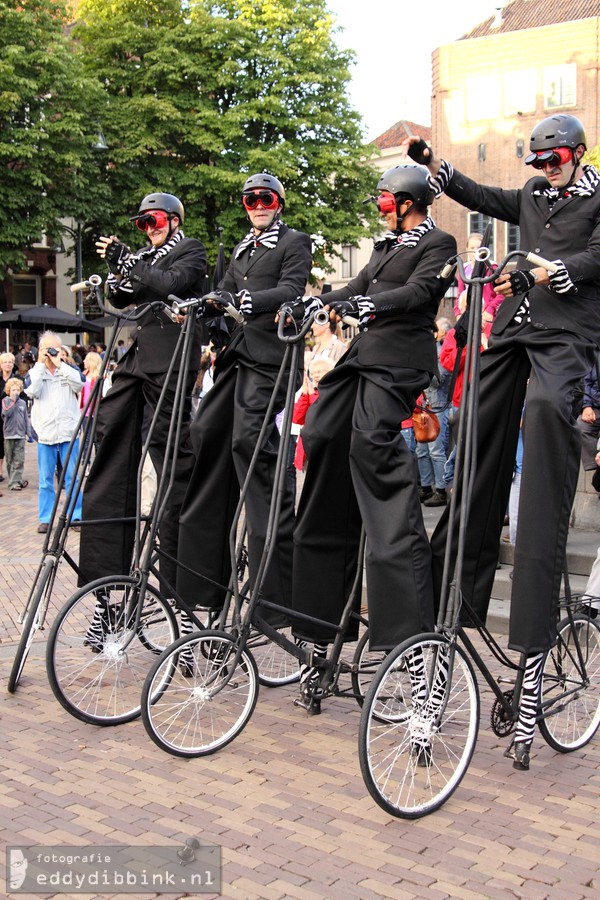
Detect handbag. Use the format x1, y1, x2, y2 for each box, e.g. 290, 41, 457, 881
412, 404, 440, 443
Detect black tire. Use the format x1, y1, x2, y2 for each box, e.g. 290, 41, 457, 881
247, 626, 301, 687
538, 614, 600, 752
359, 633, 480, 819
141, 630, 259, 758
350, 627, 389, 707
8, 559, 56, 694
46, 577, 178, 726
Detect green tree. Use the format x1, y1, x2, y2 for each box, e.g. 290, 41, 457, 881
75, 0, 379, 275
0, 0, 109, 274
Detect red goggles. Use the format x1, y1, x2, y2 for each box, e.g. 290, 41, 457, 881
376, 191, 397, 215
134, 210, 171, 231
525, 146, 573, 169
241, 190, 280, 211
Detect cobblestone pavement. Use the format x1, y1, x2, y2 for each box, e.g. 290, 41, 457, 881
1, 448, 600, 899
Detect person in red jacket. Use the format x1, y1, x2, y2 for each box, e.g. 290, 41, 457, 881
292, 358, 333, 470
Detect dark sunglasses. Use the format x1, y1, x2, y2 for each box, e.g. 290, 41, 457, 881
133, 210, 171, 231
376, 191, 397, 215
241, 190, 280, 211
525, 146, 573, 169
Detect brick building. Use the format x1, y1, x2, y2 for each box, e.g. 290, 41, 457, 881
329, 0, 600, 291
431, 0, 600, 261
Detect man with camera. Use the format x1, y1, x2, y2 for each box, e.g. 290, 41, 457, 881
24, 331, 84, 533
78, 192, 207, 593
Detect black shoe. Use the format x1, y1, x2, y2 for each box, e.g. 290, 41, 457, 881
411, 742, 432, 767
419, 487, 433, 504
424, 490, 447, 508
37, 522, 49, 534
504, 740, 531, 770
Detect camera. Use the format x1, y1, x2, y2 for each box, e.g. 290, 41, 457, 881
46, 347, 59, 357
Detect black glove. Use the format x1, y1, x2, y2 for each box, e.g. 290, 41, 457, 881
407, 138, 433, 166
497, 269, 536, 295
202, 290, 237, 313
104, 240, 131, 275
329, 298, 359, 320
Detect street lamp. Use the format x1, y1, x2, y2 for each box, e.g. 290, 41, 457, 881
53, 221, 84, 315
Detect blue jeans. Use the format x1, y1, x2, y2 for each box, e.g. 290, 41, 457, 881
37, 440, 83, 523
415, 408, 449, 489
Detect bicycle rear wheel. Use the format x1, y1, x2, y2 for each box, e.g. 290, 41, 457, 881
359, 633, 480, 819
141, 630, 259, 758
539, 614, 600, 752
247, 626, 301, 687
46, 577, 178, 726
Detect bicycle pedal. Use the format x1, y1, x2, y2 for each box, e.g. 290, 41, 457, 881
293, 693, 322, 716
411, 742, 432, 768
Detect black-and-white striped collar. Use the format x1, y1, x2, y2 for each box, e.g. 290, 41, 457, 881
235, 220, 282, 259
532, 164, 600, 202
374, 215, 436, 250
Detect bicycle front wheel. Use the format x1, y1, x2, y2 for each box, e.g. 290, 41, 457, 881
359, 633, 480, 819
539, 614, 600, 752
141, 630, 259, 758
46, 577, 178, 726
8, 558, 57, 693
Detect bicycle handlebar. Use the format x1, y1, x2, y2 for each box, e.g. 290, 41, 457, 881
314, 308, 359, 329
439, 249, 559, 285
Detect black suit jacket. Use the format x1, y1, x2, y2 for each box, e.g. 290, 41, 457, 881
109, 236, 207, 373
325, 227, 457, 373
446, 169, 600, 342
219, 224, 312, 365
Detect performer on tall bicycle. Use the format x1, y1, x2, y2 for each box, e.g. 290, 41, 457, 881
291, 165, 457, 713
406, 113, 600, 769
176, 173, 312, 631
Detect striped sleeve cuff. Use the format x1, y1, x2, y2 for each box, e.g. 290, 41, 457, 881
427, 159, 454, 199
548, 260, 576, 294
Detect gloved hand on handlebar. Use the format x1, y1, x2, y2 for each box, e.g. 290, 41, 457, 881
329, 296, 375, 328
202, 290, 238, 315
493, 269, 536, 297
103, 239, 132, 275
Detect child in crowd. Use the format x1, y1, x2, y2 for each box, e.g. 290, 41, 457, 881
1, 377, 30, 491
292, 358, 333, 470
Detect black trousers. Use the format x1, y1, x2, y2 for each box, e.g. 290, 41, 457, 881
292, 345, 434, 652
79, 348, 196, 591
177, 336, 296, 620
430, 323, 596, 654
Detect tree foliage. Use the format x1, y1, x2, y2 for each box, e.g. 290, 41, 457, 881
0, 0, 109, 272
73, 0, 379, 274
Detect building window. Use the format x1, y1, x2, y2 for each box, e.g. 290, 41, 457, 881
544, 64, 576, 109
503, 70, 536, 117
507, 224, 521, 255
467, 213, 495, 261
341, 245, 356, 280
11, 274, 41, 307
465, 74, 501, 122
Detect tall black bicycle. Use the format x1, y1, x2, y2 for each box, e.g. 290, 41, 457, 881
139, 302, 381, 758
6, 276, 162, 694
358, 246, 600, 818
43, 282, 273, 725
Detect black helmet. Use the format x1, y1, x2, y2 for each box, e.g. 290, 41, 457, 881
376, 165, 432, 206
242, 173, 285, 207
529, 115, 587, 153
136, 192, 184, 223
